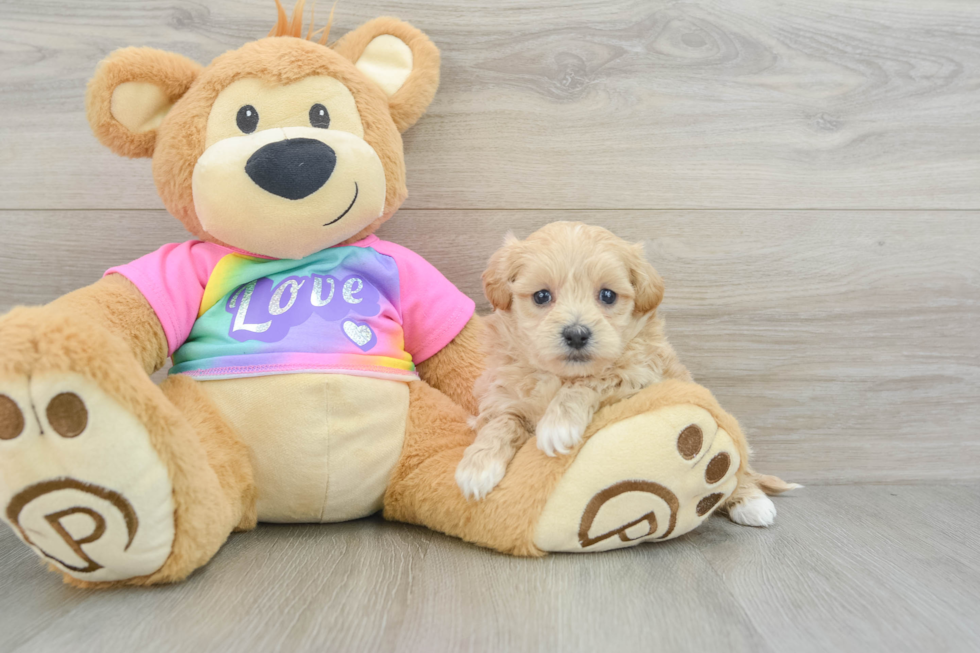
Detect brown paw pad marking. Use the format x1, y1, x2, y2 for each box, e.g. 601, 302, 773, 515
0, 394, 25, 440
46, 392, 88, 438
6, 478, 138, 574
676, 424, 703, 460
697, 493, 725, 516
705, 452, 731, 484
578, 480, 679, 548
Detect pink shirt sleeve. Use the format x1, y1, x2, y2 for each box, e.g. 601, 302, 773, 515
369, 239, 476, 364
104, 241, 231, 356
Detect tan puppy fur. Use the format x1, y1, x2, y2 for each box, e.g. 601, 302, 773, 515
456, 222, 798, 527
456, 222, 691, 499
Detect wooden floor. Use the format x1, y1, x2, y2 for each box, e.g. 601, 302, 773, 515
1, 0, 979, 651
1, 485, 978, 653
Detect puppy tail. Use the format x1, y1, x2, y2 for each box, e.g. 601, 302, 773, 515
752, 471, 803, 495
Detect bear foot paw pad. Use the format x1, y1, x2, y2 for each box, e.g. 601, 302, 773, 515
533, 404, 740, 553
0, 373, 175, 582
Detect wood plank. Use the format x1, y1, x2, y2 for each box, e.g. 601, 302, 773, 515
694, 484, 980, 652
3, 485, 979, 653
1, 209, 978, 484
1, 0, 979, 210
0, 520, 434, 653
390, 532, 767, 653
0, 524, 102, 652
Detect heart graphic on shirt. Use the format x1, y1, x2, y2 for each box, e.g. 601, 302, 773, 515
343, 320, 376, 351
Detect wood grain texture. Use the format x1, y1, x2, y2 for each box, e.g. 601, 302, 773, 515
2, 485, 978, 653
2, 209, 977, 484
1, 0, 979, 210
693, 484, 980, 652
1, 0, 978, 650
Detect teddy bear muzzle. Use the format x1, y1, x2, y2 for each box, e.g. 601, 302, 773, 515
192, 126, 386, 260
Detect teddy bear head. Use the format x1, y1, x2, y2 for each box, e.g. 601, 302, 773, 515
86, 2, 440, 260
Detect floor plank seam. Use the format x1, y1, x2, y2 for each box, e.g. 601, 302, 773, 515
688, 534, 781, 653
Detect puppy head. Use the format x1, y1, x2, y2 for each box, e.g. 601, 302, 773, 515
483, 222, 664, 376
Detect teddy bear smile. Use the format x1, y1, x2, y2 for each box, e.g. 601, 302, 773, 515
323, 181, 359, 226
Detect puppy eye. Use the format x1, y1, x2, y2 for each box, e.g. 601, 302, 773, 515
533, 290, 552, 305
599, 289, 617, 305
309, 104, 331, 129
236, 105, 259, 134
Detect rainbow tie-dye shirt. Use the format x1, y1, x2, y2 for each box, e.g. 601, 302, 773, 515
106, 235, 475, 381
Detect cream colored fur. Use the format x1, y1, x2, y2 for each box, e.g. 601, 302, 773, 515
456, 223, 792, 524
458, 222, 691, 499
200, 374, 408, 523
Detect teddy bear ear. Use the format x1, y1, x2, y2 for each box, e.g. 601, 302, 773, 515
86, 47, 202, 158
332, 17, 440, 132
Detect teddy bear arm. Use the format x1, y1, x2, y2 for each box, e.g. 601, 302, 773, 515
47, 274, 169, 376
415, 314, 485, 415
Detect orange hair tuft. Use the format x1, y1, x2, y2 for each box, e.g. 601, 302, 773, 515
268, 0, 335, 45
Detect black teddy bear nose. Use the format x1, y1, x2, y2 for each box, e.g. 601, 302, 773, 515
245, 138, 336, 200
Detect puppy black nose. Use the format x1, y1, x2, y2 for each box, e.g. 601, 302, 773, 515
245, 138, 336, 200
562, 325, 591, 350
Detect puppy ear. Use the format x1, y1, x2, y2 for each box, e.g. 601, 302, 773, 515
627, 243, 665, 314
483, 232, 524, 311
86, 47, 201, 158
333, 17, 440, 132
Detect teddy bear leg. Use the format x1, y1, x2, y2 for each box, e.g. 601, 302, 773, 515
0, 308, 255, 587
383, 380, 549, 556
384, 379, 779, 556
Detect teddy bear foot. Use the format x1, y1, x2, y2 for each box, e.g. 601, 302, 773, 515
532, 402, 741, 553
0, 307, 186, 585
0, 371, 176, 582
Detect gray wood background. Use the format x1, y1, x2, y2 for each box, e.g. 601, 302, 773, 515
1, 1, 979, 651
2, 0, 978, 484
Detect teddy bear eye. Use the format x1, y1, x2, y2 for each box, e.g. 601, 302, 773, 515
309, 103, 330, 129
236, 105, 259, 134
533, 290, 552, 305
599, 288, 617, 305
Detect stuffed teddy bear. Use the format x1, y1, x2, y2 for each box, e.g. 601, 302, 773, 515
0, 2, 794, 588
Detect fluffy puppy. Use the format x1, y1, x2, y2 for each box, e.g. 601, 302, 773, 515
455, 222, 791, 527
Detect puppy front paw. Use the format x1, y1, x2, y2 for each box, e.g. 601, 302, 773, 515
536, 411, 586, 457
728, 491, 777, 527
456, 445, 507, 501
